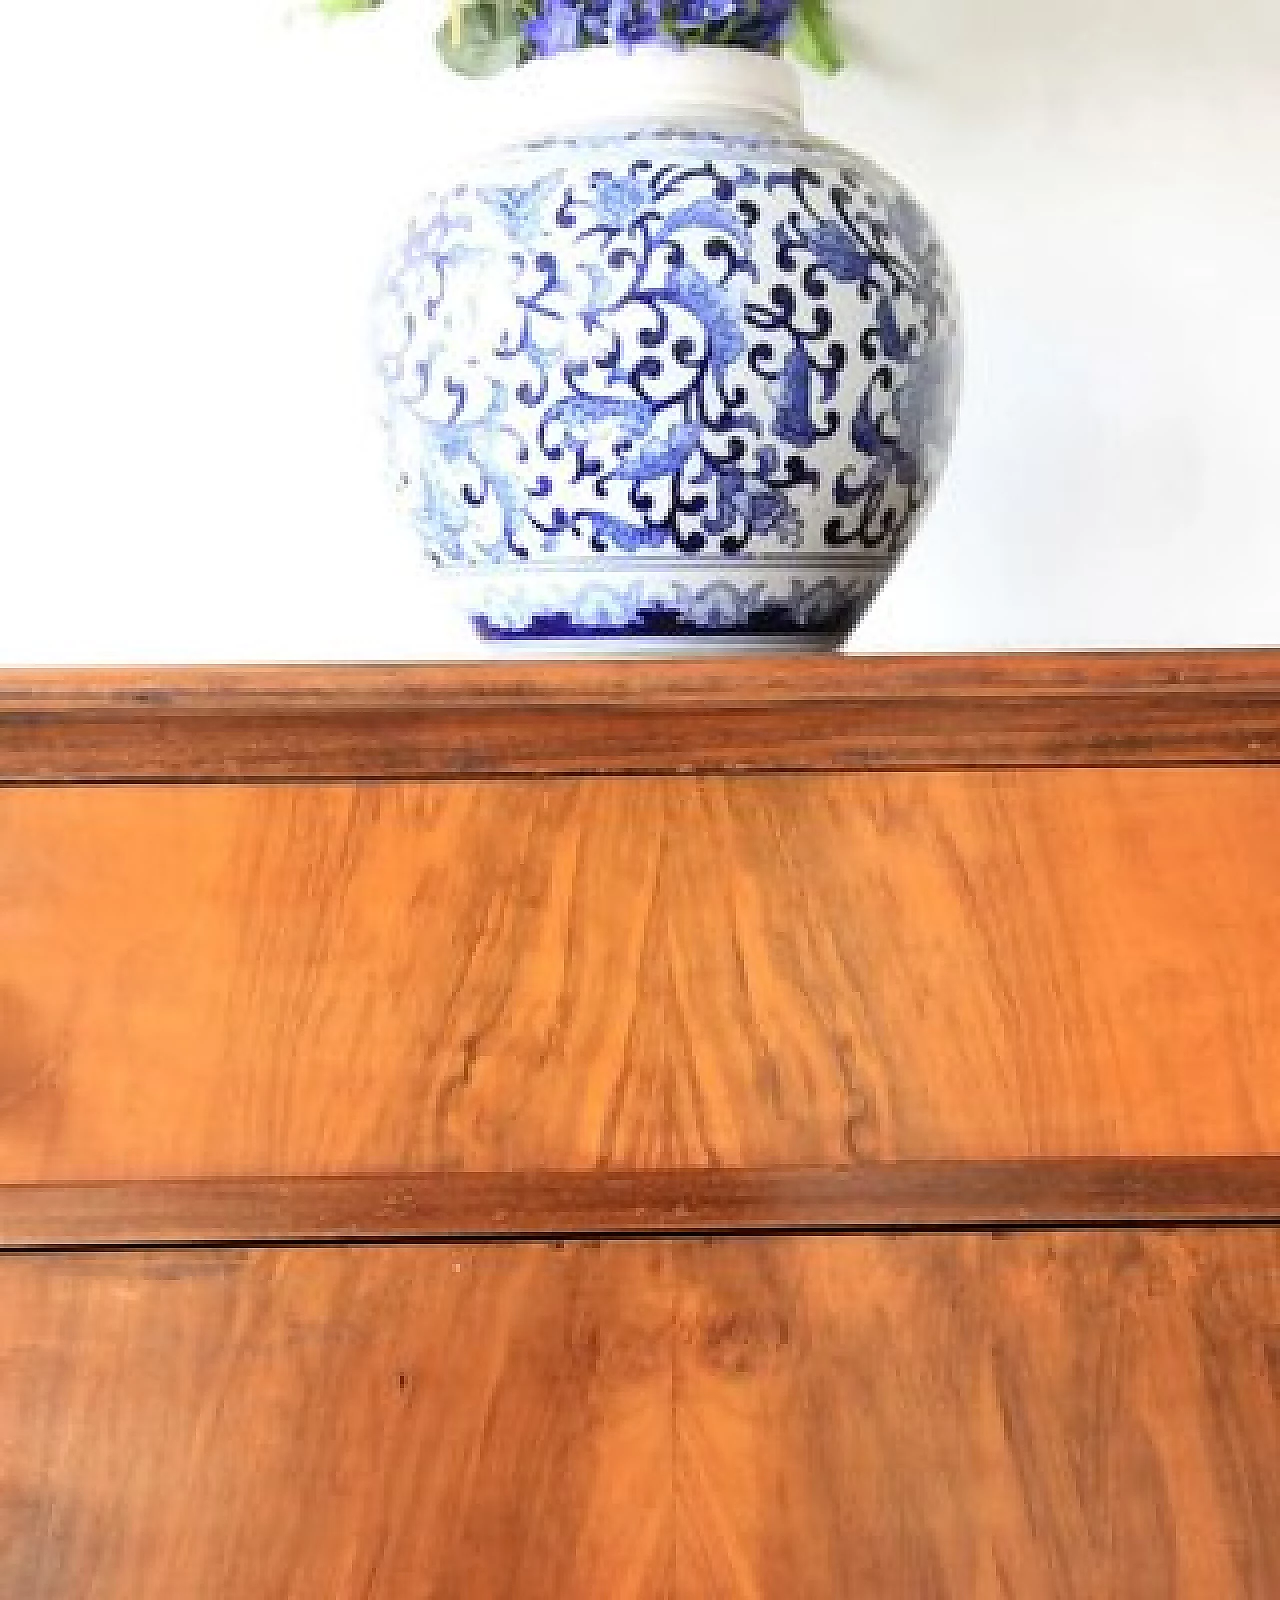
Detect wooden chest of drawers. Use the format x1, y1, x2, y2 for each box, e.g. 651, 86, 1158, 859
2, 653, 1280, 1597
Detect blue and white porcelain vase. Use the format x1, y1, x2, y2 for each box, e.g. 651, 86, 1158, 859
374, 42, 961, 654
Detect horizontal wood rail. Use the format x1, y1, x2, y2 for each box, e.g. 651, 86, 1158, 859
5, 1160, 1280, 1250
1, 652, 1279, 780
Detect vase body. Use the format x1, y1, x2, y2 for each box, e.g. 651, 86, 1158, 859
374, 50, 961, 654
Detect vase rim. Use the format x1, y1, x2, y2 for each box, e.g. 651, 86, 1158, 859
483, 46, 804, 143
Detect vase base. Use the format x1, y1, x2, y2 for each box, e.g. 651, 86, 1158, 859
468, 632, 848, 660
454, 566, 876, 657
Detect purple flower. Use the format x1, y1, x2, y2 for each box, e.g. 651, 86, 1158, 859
681, 0, 738, 20
520, 0, 797, 59
522, 0, 583, 54
610, 0, 670, 49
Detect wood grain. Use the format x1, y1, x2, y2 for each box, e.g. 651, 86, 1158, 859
3, 1231, 1280, 1598
4, 1159, 1280, 1249
3, 767, 1280, 1194
1, 652, 1279, 780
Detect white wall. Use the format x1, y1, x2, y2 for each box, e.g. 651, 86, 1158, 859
0, 0, 1277, 663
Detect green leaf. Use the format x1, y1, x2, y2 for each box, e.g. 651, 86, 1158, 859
315, 0, 382, 16
786, 0, 845, 73
436, 0, 526, 76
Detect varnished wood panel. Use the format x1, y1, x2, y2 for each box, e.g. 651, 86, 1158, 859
5, 1159, 1280, 1249
3, 768, 1280, 1198
1, 652, 1279, 780
3, 1230, 1280, 1598
672, 1231, 1280, 1599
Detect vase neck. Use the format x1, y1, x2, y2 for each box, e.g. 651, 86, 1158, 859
495, 47, 805, 142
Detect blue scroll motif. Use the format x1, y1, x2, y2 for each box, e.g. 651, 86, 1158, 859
376, 128, 959, 641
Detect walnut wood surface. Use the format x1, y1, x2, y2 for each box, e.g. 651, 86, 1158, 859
4, 1160, 1280, 1249
1, 652, 1279, 779
3, 768, 1279, 1205
4, 1231, 1280, 1599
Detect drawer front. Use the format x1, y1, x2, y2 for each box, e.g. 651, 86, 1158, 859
3, 1229, 1280, 1599
2, 768, 1280, 1194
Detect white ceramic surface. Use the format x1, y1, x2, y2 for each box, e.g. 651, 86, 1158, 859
375, 48, 962, 654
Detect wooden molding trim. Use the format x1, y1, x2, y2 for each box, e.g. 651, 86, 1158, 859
5, 1160, 1280, 1249
0, 652, 1279, 779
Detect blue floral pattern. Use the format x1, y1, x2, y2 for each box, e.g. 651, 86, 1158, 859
469, 571, 875, 641
375, 127, 960, 647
